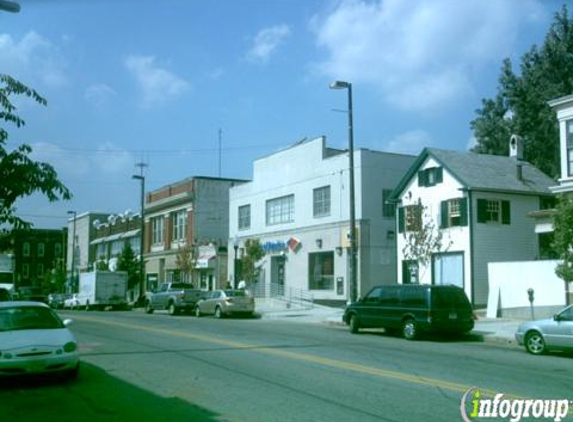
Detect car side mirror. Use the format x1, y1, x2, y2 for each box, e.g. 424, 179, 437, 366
553, 314, 562, 322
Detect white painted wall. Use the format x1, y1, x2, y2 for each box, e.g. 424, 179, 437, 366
396, 157, 472, 301
487, 260, 567, 318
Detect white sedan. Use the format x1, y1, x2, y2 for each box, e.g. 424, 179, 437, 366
0, 301, 80, 378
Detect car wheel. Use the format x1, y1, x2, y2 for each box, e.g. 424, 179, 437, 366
168, 302, 179, 316
402, 319, 418, 340
145, 301, 154, 314
525, 331, 546, 355
214, 306, 223, 319
349, 314, 360, 334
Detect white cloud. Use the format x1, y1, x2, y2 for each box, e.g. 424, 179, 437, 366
92, 142, 134, 174
311, 0, 542, 111
85, 83, 116, 108
124, 55, 190, 109
384, 130, 432, 155
247, 24, 291, 64
0, 31, 68, 88
30, 142, 90, 177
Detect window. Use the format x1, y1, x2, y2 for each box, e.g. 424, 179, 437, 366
363, 287, 382, 303
38, 243, 45, 257
540, 196, 556, 210
379, 287, 400, 306
567, 120, 573, 176
130, 237, 140, 254
266, 194, 294, 226
238, 205, 251, 230
22, 263, 29, 278
37, 263, 44, 278
97, 243, 106, 259
313, 186, 331, 218
440, 198, 468, 228
23, 242, 30, 257
152, 216, 164, 245
172, 210, 187, 242
54, 243, 62, 258
308, 252, 334, 290
477, 199, 511, 225
382, 189, 395, 218
398, 204, 422, 233
418, 167, 443, 187
111, 240, 123, 256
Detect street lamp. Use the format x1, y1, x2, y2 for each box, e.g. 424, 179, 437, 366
132, 174, 146, 304
67, 211, 77, 293
232, 236, 239, 289
330, 80, 357, 303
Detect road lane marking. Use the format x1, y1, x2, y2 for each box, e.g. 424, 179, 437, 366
73, 315, 509, 397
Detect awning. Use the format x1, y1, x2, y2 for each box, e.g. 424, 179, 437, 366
90, 238, 105, 245
195, 252, 217, 269
120, 229, 141, 239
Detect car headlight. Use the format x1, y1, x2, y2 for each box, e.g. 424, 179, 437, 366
63, 342, 77, 353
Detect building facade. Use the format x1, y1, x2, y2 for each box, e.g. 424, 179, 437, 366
390, 144, 555, 307
228, 136, 415, 304
144, 176, 245, 292
13, 228, 67, 292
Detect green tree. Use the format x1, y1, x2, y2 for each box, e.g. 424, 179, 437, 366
0, 74, 71, 250
116, 243, 140, 290
471, 6, 573, 178
175, 244, 196, 285
240, 239, 265, 284
553, 196, 573, 304
95, 256, 109, 271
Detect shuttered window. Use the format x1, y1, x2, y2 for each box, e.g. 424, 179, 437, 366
477, 199, 510, 225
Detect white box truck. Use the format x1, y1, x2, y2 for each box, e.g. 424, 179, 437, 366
77, 271, 128, 310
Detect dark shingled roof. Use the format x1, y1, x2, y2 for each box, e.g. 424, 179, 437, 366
390, 148, 556, 200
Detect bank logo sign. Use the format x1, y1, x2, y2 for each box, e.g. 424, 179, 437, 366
460, 388, 571, 422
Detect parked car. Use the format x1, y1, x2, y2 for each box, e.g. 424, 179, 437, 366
48, 293, 71, 309
195, 290, 255, 318
515, 304, 573, 355
16, 286, 47, 304
63, 294, 80, 310
0, 301, 79, 378
343, 284, 475, 339
145, 282, 203, 315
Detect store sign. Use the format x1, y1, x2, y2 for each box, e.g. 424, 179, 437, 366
263, 237, 303, 254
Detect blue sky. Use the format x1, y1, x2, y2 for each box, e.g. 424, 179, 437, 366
1, 0, 571, 229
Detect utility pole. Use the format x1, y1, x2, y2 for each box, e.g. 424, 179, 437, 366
133, 161, 148, 305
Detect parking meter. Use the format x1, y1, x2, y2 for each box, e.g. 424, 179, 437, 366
527, 288, 535, 320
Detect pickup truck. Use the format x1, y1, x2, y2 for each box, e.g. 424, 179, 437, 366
144, 282, 203, 316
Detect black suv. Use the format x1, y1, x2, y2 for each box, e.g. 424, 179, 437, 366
343, 284, 475, 339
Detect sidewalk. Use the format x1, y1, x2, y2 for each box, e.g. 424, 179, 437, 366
256, 302, 522, 347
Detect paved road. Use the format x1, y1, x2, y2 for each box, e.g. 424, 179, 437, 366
1, 310, 572, 422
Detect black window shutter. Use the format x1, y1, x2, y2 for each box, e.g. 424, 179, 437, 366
477, 199, 487, 223
440, 201, 449, 228
417, 170, 426, 187
501, 200, 511, 225
398, 207, 405, 233
436, 167, 443, 183
460, 197, 468, 226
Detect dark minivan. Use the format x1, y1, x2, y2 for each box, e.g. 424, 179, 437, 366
343, 284, 475, 339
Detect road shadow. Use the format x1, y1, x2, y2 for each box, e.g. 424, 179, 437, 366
0, 362, 222, 422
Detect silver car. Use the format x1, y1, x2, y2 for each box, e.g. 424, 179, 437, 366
195, 290, 255, 318
515, 305, 573, 355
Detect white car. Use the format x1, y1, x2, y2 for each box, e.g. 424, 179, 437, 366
64, 294, 80, 310
0, 301, 80, 378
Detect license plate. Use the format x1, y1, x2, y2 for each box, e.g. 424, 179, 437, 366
449, 312, 458, 320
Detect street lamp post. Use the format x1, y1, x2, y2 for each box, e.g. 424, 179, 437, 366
67, 211, 77, 293
330, 80, 357, 303
132, 174, 146, 304
232, 236, 239, 289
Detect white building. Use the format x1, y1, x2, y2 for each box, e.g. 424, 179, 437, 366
228, 137, 415, 304
390, 141, 555, 307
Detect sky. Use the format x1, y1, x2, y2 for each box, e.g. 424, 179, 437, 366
1, 0, 571, 229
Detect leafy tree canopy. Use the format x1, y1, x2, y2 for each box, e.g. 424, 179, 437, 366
471, 6, 573, 178
240, 239, 265, 284
0, 74, 71, 250
116, 243, 140, 290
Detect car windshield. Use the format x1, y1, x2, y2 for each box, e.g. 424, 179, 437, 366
0, 306, 64, 331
